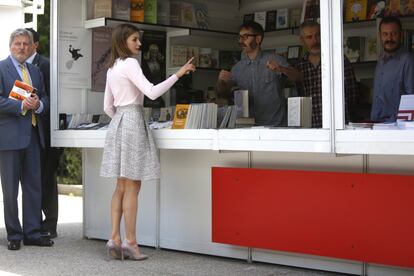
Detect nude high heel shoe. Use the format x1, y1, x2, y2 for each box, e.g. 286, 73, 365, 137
106, 239, 124, 260
121, 239, 148, 261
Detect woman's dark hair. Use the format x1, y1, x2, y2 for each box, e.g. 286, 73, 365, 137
379, 16, 402, 32
108, 23, 141, 68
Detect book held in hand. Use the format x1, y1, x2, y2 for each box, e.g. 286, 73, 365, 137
9, 80, 36, 101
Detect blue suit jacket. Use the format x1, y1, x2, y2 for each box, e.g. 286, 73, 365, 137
0, 56, 49, 150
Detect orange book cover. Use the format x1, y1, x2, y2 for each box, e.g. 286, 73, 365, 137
9, 80, 36, 101
172, 104, 190, 129
131, 0, 145, 22
345, 0, 368, 22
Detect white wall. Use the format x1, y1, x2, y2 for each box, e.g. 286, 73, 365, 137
0, 4, 23, 59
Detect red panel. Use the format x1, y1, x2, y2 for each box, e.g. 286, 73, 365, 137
212, 167, 414, 268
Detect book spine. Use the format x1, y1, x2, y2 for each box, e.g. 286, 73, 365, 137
131, 0, 145, 22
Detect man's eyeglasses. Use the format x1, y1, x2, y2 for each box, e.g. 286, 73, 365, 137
238, 33, 257, 41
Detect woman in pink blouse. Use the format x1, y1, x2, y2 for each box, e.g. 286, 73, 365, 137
100, 23, 195, 261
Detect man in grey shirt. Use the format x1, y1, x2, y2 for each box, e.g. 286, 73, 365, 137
371, 16, 414, 122
216, 21, 289, 126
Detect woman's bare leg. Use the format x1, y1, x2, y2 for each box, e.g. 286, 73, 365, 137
123, 178, 141, 243
110, 178, 126, 243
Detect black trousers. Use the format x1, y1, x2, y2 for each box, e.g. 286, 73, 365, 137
40, 146, 62, 233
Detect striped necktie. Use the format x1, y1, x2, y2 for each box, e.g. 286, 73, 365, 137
20, 64, 36, 126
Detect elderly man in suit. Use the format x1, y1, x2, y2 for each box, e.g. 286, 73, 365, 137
0, 28, 53, 250
26, 28, 61, 239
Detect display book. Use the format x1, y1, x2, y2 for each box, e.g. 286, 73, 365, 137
61, 113, 111, 130
170, 45, 240, 70
347, 94, 414, 130
344, 0, 414, 23
243, 6, 302, 32
170, 90, 254, 129
287, 97, 312, 128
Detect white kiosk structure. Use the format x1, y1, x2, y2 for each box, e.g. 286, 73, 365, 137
51, 1, 414, 275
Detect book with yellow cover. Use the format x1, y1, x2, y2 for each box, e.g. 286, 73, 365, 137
9, 80, 36, 101
172, 104, 190, 129
131, 0, 145, 22
345, 0, 368, 22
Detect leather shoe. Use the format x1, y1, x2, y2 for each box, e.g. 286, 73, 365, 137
41, 231, 58, 239
7, 240, 21, 250
23, 237, 54, 247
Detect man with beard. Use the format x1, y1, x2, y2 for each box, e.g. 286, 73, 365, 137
216, 21, 289, 126
267, 20, 358, 128
371, 16, 414, 122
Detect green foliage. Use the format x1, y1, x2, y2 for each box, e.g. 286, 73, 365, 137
57, 148, 82, 185
37, 0, 50, 57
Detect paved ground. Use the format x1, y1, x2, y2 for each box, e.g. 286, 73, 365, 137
0, 194, 348, 276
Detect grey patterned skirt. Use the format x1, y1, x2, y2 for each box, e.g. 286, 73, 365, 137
100, 104, 160, 181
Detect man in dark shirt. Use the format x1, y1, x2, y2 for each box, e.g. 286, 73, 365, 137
216, 21, 289, 126
26, 28, 62, 239
268, 20, 358, 128
371, 16, 414, 122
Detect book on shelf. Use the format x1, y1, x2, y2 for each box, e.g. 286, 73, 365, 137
364, 34, 378, 61
344, 0, 368, 22
169, 1, 182, 26
170, 45, 188, 67
131, 0, 145, 22
159, 106, 174, 122
265, 10, 277, 32
186, 46, 199, 67
287, 97, 312, 128
290, 8, 302, 28
243, 13, 254, 23
287, 45, 302, 60
112, 0, 130, 20
233, 89, 249, 118
235, 117, 255, 127
172, 104, 190, 129
94, 0, 111, 18
193, 2, 209, 29
59, 113, 67, 130
219, 105, 234, 128
344, 36, 365, 63
276, 8, 289, 29
372, 122, 399, 129
157, 0, 170, 25
346, 121, 374, 129
397, 94, 414, 120
254, 11, 267, 30
402, 0, 414, 16
211, 49, 219, 68
384, 0, 403, 17
402, 29, 414, 52
91, 27, 112, 92
366, 0, 386, 19
199, 48, 213, 68
181, 1, 197, 28
397, 120, 414, 129
9, 80, 36, 102
301, 0, 320, 23
144, 0, 157, 23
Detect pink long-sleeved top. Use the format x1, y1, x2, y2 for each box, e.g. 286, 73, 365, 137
103, 57, 179, 118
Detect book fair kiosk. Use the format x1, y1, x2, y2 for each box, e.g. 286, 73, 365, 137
51, 0, 414, 275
